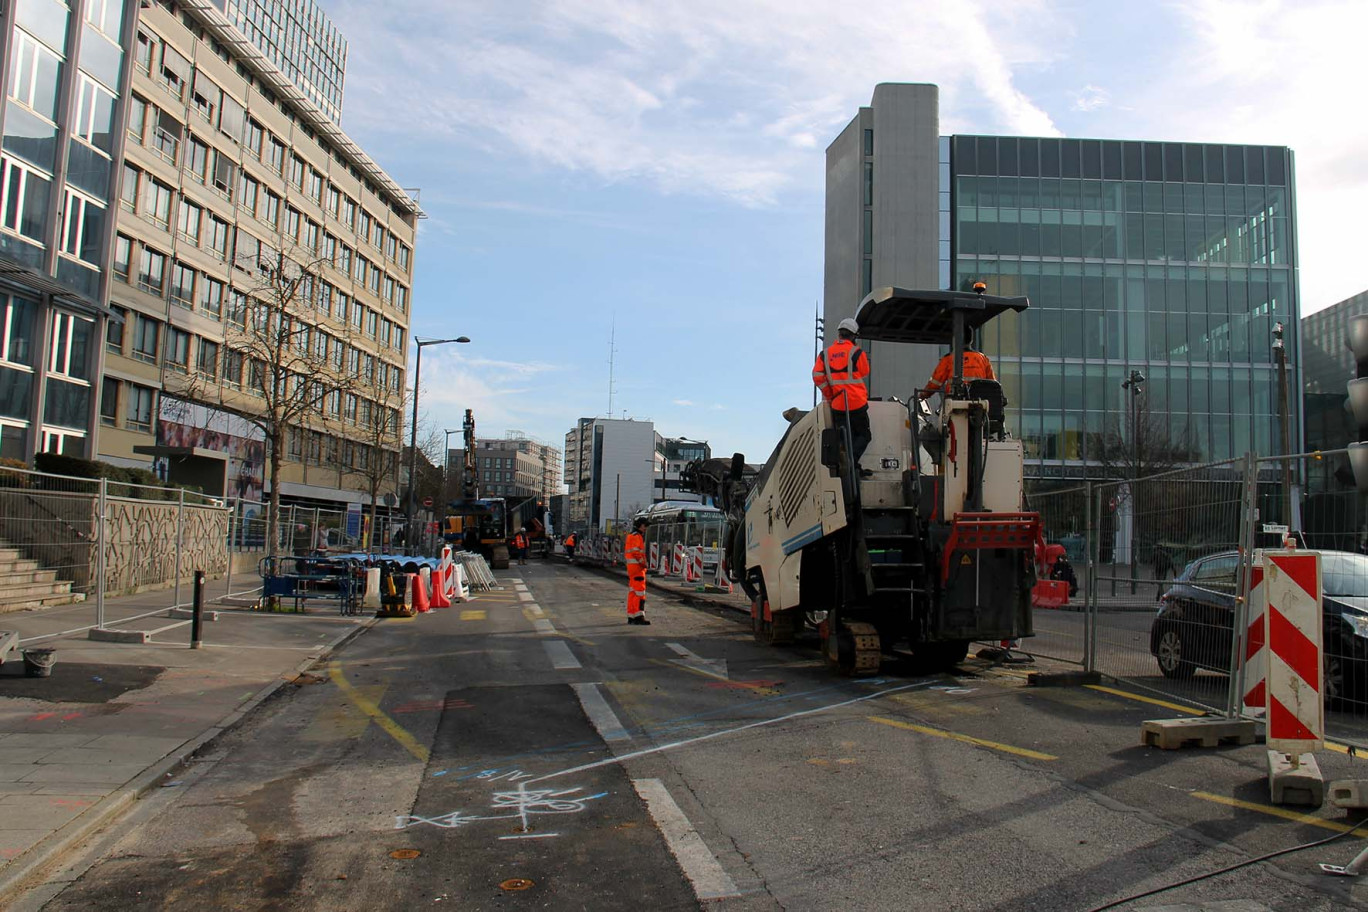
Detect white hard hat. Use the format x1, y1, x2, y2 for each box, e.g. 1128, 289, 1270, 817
838, 317, 859, 335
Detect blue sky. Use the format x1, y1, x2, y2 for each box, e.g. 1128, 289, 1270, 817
321, 0, 1368, 469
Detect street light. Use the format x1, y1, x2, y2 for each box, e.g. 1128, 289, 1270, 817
1121, 369, 1144, 594
406, 336, 470, 555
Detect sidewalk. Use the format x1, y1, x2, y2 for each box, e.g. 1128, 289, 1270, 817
0, 572, 372, 903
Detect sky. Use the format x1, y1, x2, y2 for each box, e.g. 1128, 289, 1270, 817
320, 0, 1368, 473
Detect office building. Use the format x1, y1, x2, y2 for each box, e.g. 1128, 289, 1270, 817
0, 0, 135, 460
448, 433, 562, 506
653, 436, 710, 503
826, 83, 1300, 479
98, 0, 418, 509
196, 0, 346, 124
563, 417, 656, 532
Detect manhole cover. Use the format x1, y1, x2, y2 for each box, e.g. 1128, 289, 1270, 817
389, 848, 422, 860
500, 878, 535, 892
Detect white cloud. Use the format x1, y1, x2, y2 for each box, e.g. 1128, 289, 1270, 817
1070, 84, 1109, 112
332, 0, 1063, 206
672, 398, 695, 406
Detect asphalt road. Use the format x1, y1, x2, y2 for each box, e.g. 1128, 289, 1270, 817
16, 561, 1368, 911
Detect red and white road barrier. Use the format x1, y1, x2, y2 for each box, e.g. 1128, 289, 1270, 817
671, 543, 686, 576
1241, 552, 1267, 709
714, 553, 733, 593
684, 546, 703, 583
649, 542, 659, 572
1263, 549, 1324, 755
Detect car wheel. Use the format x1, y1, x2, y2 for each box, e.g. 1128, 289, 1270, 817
1155, 627, 1195, 679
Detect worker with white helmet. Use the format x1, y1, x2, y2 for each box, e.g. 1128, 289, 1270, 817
812, 316, 873, 476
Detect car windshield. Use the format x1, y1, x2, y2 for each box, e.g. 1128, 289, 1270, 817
1322, 553, 1368, 598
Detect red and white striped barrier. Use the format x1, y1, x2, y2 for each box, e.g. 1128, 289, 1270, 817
671, 543, 686, 576
1263, 549, 1324, 756
1241, 552, 1267, 709
714, 553, 733, 593
685, 546, 703, 583
649, 542, 659, 571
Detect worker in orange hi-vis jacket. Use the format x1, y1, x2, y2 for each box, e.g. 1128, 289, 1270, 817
813, 317, 873, 475
624, 517, 650, 626
920, 325, 996, 398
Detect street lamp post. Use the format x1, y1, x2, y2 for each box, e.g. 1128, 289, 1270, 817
406, 336, 470, 555
1121, 369, 1145, 595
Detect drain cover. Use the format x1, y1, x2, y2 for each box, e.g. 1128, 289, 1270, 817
389, 848, 422, 860
500, 878, 535, 891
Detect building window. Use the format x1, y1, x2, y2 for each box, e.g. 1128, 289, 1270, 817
223, 349, 243, 388
263, 190, 279, 228
211, 151, 235, 200
127, 95, 147, 144
342, 197, 356, 229
266, 137, 285, 175
1, 296, 36, 367
863, 128, 873, 156
73, 75, 116, 155
326, 185, 339, 216
138, 247, 166, 295
176, 199, 201, 243
284, 206, 300, 240
368, 267, 381, 295
113, 234, 131, 281
170, 262, 195, 309
142, 178, 172, 228
245, 119, 263, 157
127, 384, 154, 431
304, 219, 319, 252
132, 315, 158, 363
100, 377, 118, 426
134, 32, 155, 75
164, 326, 190, 372
152, 110, 181, 164
239, 173, 259, 215
365, 310, 377, 338
197, 338, 218, 378
355, 255, 367, 284
48, 312, 92, 381
288, 155, 304, 188
336, 292, 349, 323
10, 32, 62, 122
86, 0, 125, 38
199, 276, 224, 317
207, 216, 230, 260
160, 46, 190, 100
1, 157, 51, 241
359, 210, 372, 243
185, 136, 209, 183
339, 245, 352, 274
106, 305, 125, 353
119, 163, 139, 212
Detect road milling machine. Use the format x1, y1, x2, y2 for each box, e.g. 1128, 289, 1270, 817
693, 286, 1040, 676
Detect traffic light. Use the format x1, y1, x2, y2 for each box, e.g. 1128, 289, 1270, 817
1347, 314, 1368, 492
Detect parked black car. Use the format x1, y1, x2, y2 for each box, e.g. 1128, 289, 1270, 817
1149, 549, 1368, 707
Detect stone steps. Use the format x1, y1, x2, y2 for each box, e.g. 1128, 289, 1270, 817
0, 538, 83, 613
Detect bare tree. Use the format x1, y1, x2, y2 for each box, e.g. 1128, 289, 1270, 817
343, 374, 406, 549
1086, 397, 1199, 483
166, 239, 370, 558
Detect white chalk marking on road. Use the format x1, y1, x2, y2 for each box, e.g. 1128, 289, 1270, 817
632, 779, 739, 900
533, 618, 556, 635
571, 683, 631, 742
544, 640, 581, 670
518, 591, 534, 602
532, 679, 933, 783
498, 832, 560, 840
665, 642, 729, 680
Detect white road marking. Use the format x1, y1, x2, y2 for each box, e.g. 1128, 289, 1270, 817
571, 683, 630, 742
544, 640, 581, 670
665, 642, 729, 680
524, 604, 544, 618
632, 779, 739, 900
533, 618, 556, 635
518, 591, 534, 602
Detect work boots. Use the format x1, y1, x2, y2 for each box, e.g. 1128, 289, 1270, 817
628, 615, 651, 625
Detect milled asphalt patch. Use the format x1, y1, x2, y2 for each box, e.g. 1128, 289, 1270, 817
0, 616, 379, 908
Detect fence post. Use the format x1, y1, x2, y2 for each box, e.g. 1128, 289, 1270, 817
95, 477, 107, 630
1227, 452, 1260, 718
312, 506, 320, 553
1083, 481, 1095, 672
224, 498, 235, 595
1087, 482, 1101, 673
174, 488, 185, 609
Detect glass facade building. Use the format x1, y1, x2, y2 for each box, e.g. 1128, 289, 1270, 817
211, 0, 346, 122
0, 0, 132, 459
949, 135, 1299, 478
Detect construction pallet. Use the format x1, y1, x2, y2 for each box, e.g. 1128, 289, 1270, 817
1140, 717, 1257, 750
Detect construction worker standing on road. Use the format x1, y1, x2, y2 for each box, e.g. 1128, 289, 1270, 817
563, 532, 576, 560
813, 317, 873, 474
625, 517, 650, 625
920, 324, 996, 399
512, 528, 529, 566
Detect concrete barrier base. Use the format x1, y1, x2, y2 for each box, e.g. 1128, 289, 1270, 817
1268, 750, 1324, 806
87, 628, 148, 644
1140, 716, 1257, 750
168, 608, 219, 621
1327, 778, 1368, 810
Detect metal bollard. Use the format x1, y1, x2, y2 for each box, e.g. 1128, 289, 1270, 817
191, 570, 204, 649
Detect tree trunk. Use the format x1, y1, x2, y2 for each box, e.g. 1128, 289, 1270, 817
267, 434, 283, 560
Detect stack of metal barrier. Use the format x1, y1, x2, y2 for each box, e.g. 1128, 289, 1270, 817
454, 551, 497, 591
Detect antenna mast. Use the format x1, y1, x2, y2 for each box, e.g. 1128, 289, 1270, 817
607, 316, 617, 417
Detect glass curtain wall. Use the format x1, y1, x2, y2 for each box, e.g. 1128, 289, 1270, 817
950, 136, 1297, 479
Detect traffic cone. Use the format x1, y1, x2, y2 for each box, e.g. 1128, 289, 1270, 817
430, 566, 450, 608
413, 571, 431, 612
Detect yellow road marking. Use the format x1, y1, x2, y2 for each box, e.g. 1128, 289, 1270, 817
302, 683, 387, 741
1084, 684, 1206, 716
460, 609, 486, 621
1192, 791, 1368, 835
889, 692, 985, 716
557, 631, 598, 648
327, 660, 430, 763
867, 716, 1057, 760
